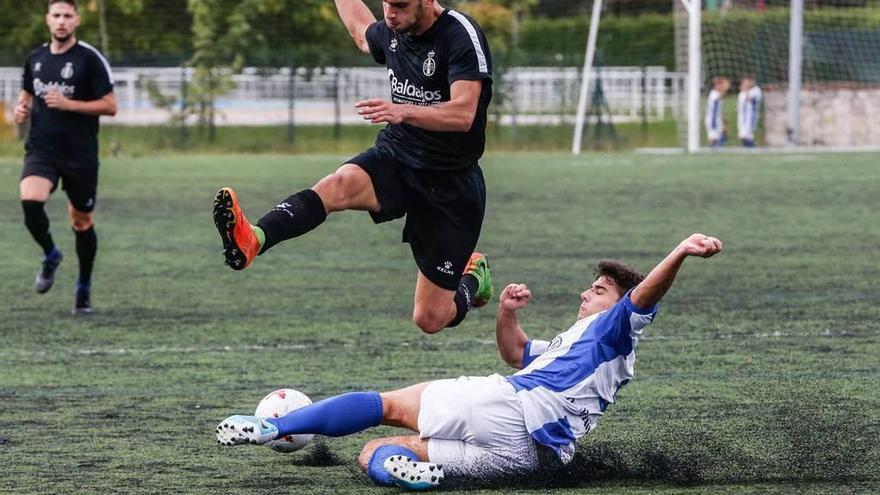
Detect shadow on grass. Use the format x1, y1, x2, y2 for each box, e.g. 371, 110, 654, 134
442, 402, 878, 490
290, 441, 346, 467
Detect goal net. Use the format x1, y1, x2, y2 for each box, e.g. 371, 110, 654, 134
681, 0, 880, 149
566, 0, 880, 152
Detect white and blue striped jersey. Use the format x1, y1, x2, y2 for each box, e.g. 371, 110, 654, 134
705, 89, 724, 139
505, 292, 658, 463
737, 86, 762, 140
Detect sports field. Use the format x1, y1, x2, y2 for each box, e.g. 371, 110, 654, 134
1, 152, 878, 494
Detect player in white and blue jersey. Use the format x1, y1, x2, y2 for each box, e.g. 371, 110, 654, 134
737, 76, 762, 147
705, 77, 729, 148
215, 234, 723, 490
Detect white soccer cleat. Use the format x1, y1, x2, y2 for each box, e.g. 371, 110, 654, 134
215, 415, 279, 447
383, 455, 444, 490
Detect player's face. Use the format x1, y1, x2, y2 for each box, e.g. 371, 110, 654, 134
578, 276, 622, 320
383, 0, 426, 34
46, 3, 80, 43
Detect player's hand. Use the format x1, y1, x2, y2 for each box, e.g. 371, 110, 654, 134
678, 233, 723, 258
499, 283, 532, 311
43, 89, 72, 111
13, 102, 31, 124
355, 99, 406, 125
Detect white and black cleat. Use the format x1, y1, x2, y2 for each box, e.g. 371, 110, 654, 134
383, 455, 444, 491
215, 415, 279, 447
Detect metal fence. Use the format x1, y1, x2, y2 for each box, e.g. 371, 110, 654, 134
1, 66, 686, 126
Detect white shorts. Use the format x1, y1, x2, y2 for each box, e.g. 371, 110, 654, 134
418, 374, 542, 481
738, 127, 754, 140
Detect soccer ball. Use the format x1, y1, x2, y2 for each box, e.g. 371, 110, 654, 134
254, 388, 314, 453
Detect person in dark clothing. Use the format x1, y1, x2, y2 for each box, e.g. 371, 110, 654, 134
213, 0, 494, 334
14, 0, 117, 315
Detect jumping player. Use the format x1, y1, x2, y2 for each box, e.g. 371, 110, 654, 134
212, 0, 494, 334
14, 0, 117, 315
215, 233, 724, 490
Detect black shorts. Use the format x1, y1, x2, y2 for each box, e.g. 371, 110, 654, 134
21, 149, 98, 213
347, 146, 486, 291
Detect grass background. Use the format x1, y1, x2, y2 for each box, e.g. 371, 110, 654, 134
0, 152, 878, 494
0, 121, 681, 158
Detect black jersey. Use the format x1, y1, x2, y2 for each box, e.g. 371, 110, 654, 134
366, 9, 492, 171
22, 41, 114, 163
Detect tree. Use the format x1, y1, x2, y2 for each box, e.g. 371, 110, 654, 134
456, 0, 537, 58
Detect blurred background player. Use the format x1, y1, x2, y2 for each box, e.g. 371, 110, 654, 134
737, 76, 762, 147
213, 0, 494, 334
215, 233, 723, 490
704, 76, 729, 148
14, 0, 116, 315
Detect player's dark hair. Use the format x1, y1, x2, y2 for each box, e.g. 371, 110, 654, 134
595, 260, 645, 297
48, 0, 77, 11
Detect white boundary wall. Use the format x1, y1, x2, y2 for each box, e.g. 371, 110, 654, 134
1, 66, 686, 126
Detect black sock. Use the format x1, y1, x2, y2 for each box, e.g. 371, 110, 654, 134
74, 226, 97, 287
256, 189, 327, 254
22, 200, 56, 256
448, 274, 479, 328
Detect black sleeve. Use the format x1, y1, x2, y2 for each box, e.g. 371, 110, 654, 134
88, 51, 114, 98
446, 26, 491, 84
22, 56, 34, 94
365, 21, 387, 65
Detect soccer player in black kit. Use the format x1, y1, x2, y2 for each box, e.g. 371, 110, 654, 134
13, 0, 117, 315
213, 0, 494, 333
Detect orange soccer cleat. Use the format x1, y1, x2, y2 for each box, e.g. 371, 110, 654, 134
213, 187, 261, 270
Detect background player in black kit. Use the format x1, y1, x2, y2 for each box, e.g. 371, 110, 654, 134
13, 0, 117, 315
213, 0, 494, 333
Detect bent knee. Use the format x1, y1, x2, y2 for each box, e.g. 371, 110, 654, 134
313, 165, 372, 211
69, 213, 94, 231
412, 309, 447, 334
358, 439, 385, 471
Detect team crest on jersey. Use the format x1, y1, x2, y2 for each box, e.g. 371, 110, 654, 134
389, 38, 398, 53
422, 50, 436, 77
60, 62, 74, 79
34, 62, 42, 72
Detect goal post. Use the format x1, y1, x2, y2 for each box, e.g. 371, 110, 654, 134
683, 0, 702, 153
787, 0, 804, 145
572, 0, 701, 154
570, 0, 880, 153
571, 0, 604, 155
696, 0, 880, 149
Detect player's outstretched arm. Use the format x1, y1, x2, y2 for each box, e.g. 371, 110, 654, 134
496, 283, 532, 369
630, 234, 723, 309
335, 0, 377, 54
